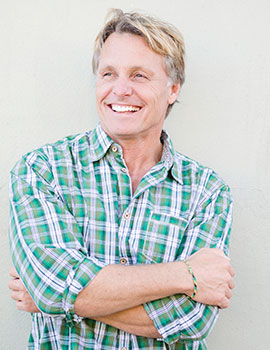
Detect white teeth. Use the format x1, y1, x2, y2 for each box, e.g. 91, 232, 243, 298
111, 104, 141, 112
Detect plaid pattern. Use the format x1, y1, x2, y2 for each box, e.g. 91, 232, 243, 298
9, 124, 232, 350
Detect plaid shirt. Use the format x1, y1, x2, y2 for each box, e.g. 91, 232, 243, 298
9, 124, 232, 350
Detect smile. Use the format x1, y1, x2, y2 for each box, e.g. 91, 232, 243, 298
109, 104, 142, 113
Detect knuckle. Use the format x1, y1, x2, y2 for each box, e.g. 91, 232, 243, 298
12, 291, 19, 301
228, 278, 234, 288
224, 300, 230, 309
226, 273, 232, 283
224, 260, 231, 269
219, 296, 225, 305
217, 295, 224, 306
8, 280, 13, 290
17, 280, 24, 290
219, 297, 230, 309
216, 248, 225, 256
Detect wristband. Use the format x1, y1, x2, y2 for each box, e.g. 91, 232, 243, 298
184, 261, 198, 299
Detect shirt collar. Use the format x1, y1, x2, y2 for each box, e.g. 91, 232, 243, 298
160, 130, 184, 185
88, 123, 114, 162
87, 124, 183, 185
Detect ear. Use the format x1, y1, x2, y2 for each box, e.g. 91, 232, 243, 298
167, 83, 180, 104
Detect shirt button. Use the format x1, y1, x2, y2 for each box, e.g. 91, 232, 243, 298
120, 258, 127, 265
121, 167, 127, 173
111, 145, 118, 153
124, 212, 130, 219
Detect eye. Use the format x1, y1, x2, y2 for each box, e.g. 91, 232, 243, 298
134, 73, 147, 79
103, 72, 113, 77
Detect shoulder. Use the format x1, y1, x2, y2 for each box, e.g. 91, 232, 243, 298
172, 152, 233, 226
174, 151, 231, 196
11, 130, 93, 177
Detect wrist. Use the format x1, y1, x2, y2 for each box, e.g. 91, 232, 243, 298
175, 261, 194, 296
183, 261, 198, 298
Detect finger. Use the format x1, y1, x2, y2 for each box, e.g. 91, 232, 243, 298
228, 278, 235, 289
8, 279, 19, 291
219, 297, 230, 309
229, 265, 235, 277
225, 288, 233, 299
8, 278, 26, 291
16, 300, 40, 313
9, 266, 19, 278
8, 279, 18, 291
16, 301, 28, 312
16, 301, 24, 311
212, 248, 225, 256
215, 248, 231, 260
11, 290, 23, 302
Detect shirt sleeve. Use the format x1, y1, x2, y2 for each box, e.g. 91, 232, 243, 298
143, 173, 233, 345
9, 153, 105, 325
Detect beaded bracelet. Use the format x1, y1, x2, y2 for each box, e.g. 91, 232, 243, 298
184, 261, 198, 299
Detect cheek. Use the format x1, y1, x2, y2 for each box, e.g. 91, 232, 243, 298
149, 83, 170, 101
96, 91, 106, 107
138, 85, 162, 106
96, 82, 112, 101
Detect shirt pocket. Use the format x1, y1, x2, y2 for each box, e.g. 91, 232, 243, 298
137, 212, 188, 264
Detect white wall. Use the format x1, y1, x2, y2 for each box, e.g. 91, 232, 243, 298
1, 1, 269, 349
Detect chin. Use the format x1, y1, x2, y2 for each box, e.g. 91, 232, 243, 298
105, 123, 142, 140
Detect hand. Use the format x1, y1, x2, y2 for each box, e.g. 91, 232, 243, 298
186, 248, 235, 309
8, 266, 40, 313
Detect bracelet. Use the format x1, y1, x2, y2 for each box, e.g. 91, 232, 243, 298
184, 261, 198, 299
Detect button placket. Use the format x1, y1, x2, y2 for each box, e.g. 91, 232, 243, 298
118, 202, 133, 269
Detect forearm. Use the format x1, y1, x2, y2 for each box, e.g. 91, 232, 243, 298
10, 247, 234, 344
9, 267, 160, 338
93, 305, 161, 338
74, 261, 193, 318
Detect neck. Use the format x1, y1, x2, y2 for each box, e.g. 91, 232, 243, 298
123, 138, 162, 172
118, 135, 163, 193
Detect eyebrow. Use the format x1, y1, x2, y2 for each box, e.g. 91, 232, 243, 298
98, 65, 114, 72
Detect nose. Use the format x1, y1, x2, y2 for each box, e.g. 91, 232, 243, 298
112, 76, 132, 97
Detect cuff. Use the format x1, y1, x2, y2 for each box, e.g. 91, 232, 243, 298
144, 297, 182, 345
62, 256, 105, 326
144, 296, 219, 345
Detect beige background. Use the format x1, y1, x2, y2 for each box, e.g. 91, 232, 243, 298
1, 0, 270, 349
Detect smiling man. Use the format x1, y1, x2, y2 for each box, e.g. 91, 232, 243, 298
8, 9, 234, 350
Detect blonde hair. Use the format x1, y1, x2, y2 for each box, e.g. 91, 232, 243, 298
92, 9, 186, 115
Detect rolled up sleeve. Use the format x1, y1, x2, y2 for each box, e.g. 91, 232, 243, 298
9, 154, 105, 324
144, 179, 233, 345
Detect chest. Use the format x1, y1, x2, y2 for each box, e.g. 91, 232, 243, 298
58, 159, 197, 265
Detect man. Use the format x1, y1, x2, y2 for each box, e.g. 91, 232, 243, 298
8, 9, 234, 349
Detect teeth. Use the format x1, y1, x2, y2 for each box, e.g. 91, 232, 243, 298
111, 104, 141, 112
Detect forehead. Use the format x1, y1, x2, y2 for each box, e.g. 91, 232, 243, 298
98, 32, 166, 73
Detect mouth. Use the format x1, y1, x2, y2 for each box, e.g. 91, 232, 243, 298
108, 104, 142, 113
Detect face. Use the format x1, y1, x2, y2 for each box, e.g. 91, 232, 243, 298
95, 32, 180, 143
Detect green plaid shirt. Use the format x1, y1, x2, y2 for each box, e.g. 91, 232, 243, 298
9, 124, 232, 350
